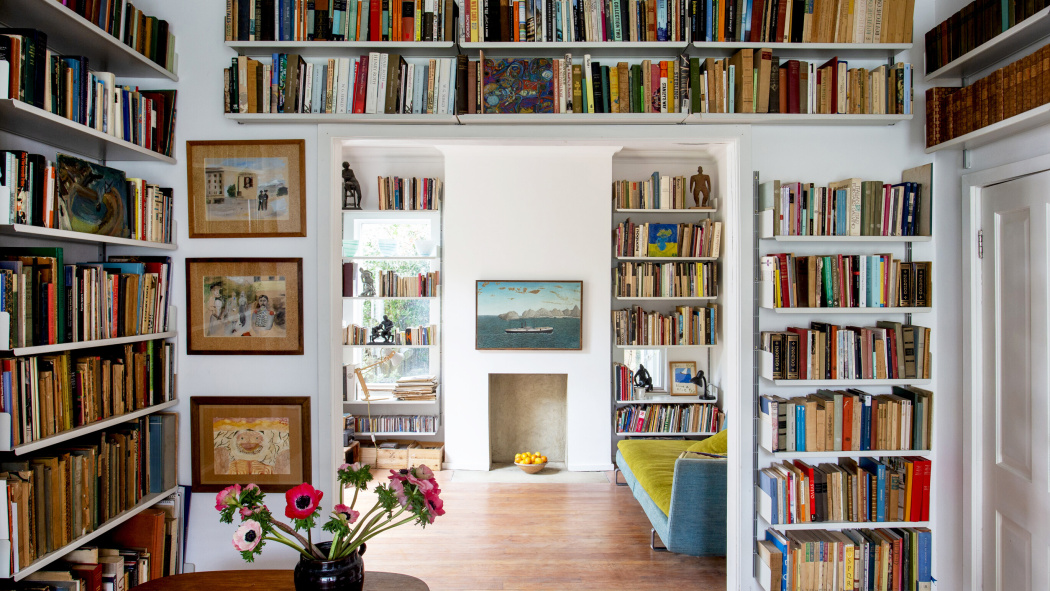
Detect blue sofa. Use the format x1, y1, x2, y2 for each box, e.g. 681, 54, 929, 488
615, 440, 727, 556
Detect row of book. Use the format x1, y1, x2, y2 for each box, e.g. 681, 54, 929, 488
761, 177, 925, 238
615, 403, 723, 433
614, 219, 723, 258
371, 270, 440, 297
1, 29, 177, 157
762, 322, 931, 381
923, 0, 1048, 75
1, 152, 174, 244
759, 386, 933, 454
758, 527, 933, 591
0, 340, 176, 448
613, 363, 645, 401
612, 171, 713, 210
758, 456, 931, 526
376, 175, 443, 210
342, 323, 437, 345
350, 414, 438, 432
761, 254, 932, 309
613, 260, 718, 298
226, 0, 456, 42
612, 304, 719, 346
925, 43, 1050, 149
0, 416, 177, 575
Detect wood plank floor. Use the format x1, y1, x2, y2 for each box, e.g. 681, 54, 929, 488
350, 470, 726, 591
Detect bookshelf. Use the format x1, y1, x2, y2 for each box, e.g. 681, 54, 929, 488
923, 6, 1050, 82
752, 167, 937, 589
0, 0, 181, 581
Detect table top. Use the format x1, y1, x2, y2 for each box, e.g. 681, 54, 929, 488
135, 570, 430, 591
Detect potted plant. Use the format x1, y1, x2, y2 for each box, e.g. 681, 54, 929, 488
215, 463, 444, 591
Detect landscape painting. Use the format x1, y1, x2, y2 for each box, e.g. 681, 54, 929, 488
476, 280, 582, 350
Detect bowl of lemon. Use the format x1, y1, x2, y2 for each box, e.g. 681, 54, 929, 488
514, 452, 548, 474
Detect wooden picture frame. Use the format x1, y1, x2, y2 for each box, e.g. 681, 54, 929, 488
186, 140, 306, 238
475, 280, 583, 350
186, 258, 304, 355
668, 361, 697, 395
191, 396, 311, 492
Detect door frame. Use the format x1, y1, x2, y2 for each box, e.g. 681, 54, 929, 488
962, 152, 1050, 591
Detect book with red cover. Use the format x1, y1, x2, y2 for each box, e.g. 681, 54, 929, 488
775, 0, 790, 43
785, 59, 800, 113
749, 0, 766, 42
352, 55, 369, 113
842, 393, 854, 451
104, 508, 167, 580
792, 459, 818, 522
69, 563, 103, 591
369, 0, 382, 40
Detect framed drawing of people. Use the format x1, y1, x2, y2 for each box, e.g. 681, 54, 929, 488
186, 258, 304, 355
191, 396, 311, 492
186, 140, 306, 238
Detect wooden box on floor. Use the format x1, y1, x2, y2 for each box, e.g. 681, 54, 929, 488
408, 441, 444, 471
359, 440, 418, 470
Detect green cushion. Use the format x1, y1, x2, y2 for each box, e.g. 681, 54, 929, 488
687, 429, 728, 455
616, 439, 694, 516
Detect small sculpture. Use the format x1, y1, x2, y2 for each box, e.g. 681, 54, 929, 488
633, 364, 654, 393
691, 370, 715, 400
689, 165, 713, 209
342, 162, 362, 210
370, 315, 395, 344
359, 269, 376, 297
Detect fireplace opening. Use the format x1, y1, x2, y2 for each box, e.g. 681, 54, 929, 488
488, 373, 568, 468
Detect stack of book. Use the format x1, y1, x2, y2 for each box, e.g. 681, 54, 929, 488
0, 29, 177, 156
612, 304, 719, 346
614, 219, 722, 258
613, 261, 718, 298
761, 253, 932, 308
615, 403, 723, 433
376, 176, 443, 210
761, 323, 932, 381
757, 456, 931, 525
760, 177, 925, 237
758, 527, 933, 591
393, 375, 438, 401
1, 153, 175, 244
758, 386, 933, 454
612, 171, 707, 210
0, 340, 177, 447
225, 0, 456, 42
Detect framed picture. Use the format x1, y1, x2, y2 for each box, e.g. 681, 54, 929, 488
186, 258, 304, 355
191, 396, 311, 492
476, 280, 583, 350
647, 224, 679, 257
669, 361, 697, 395
186, 140, 306, 238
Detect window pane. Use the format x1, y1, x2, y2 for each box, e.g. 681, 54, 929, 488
622, 349, 664, 391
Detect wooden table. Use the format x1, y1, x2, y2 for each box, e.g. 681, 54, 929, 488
134, 570, 429, 591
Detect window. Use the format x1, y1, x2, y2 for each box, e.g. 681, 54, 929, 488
622, 348, 665, 391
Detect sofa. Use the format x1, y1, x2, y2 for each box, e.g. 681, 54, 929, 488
614, 431, 728, 556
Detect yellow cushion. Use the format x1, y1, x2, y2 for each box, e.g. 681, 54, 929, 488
687, 429, 728, 455
617, 440, 694, 516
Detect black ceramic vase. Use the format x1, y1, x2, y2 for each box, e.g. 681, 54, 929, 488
293, 541, 366, 591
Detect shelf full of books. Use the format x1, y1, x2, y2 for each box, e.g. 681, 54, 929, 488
923, 2, 1049, 82
349, 414, 439, 435
753, 165, 937, 591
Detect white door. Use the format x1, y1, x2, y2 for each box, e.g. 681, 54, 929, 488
981, 169, 1050, 591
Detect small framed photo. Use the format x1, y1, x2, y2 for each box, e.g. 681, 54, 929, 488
191, 396, 311, 492
186, 258, 303, 355
668, 361, 697, 395
475, 280, 583, 350
186, 139, 306, 238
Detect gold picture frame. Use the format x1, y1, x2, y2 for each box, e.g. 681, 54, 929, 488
186, 139, 306, 238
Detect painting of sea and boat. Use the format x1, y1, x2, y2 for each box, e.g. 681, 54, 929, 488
476, 280, 582, 350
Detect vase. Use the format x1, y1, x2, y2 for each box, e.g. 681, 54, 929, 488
293, 541, 366, 591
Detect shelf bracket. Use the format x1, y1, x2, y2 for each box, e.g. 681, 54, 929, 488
963, 148, 973, 170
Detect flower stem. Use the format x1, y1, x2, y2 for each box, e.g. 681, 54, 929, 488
348, 514, 416, 551
262, 534, 314, 560
272, 520, 325, 559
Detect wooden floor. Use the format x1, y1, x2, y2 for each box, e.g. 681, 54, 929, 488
351, 470, 726, 591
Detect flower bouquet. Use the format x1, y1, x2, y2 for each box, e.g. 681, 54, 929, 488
215, 463, 444, 590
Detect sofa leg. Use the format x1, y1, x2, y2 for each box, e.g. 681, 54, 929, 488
613, 469, 628, 486
650, 529, 668, 552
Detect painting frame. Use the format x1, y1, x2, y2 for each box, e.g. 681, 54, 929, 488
475, 280, 583, 351
186, 139, 306, 238
668, 361, 697, 395
186, 258, 304, 355
190, 396, 311, 493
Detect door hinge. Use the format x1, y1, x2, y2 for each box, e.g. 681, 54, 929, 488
978, 229, 984, 259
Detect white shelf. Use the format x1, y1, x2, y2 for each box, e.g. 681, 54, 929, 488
458, 112, 688, 124
227, 113, 459, 124
342, 344, 437, 349
462, 41, 689, 57
356, 431, 438, 436
763, 306, 932, 314
615, 208, 717, 214
342, 209, 440, 216
925, 103, 1050, 153
0, 0, 178, 80
616, 256, 719, 261
616, 431, 718, 436
342, 296, 438, 300
765, 235, 932, 243
685, 113, 912, 125
343, 256, 440, 261
614, 344, 716, 349
6, 400, 179, 455
0, 224, 176, 250
344, 398, 437, 406
614, 296, 718, 301
761, 448, 932, 459
226, 40, 456, 57
13, 487, 179, 581
692, 42, 911, 60
616, 396, 717, 405
762, 376, 931, 387
2, 332, 177, 357
765, 519, 931, 531
924, 7, 1050, 82
0, 100, 177, 163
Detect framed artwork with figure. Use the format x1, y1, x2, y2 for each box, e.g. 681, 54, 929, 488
191, 396, 312, 492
